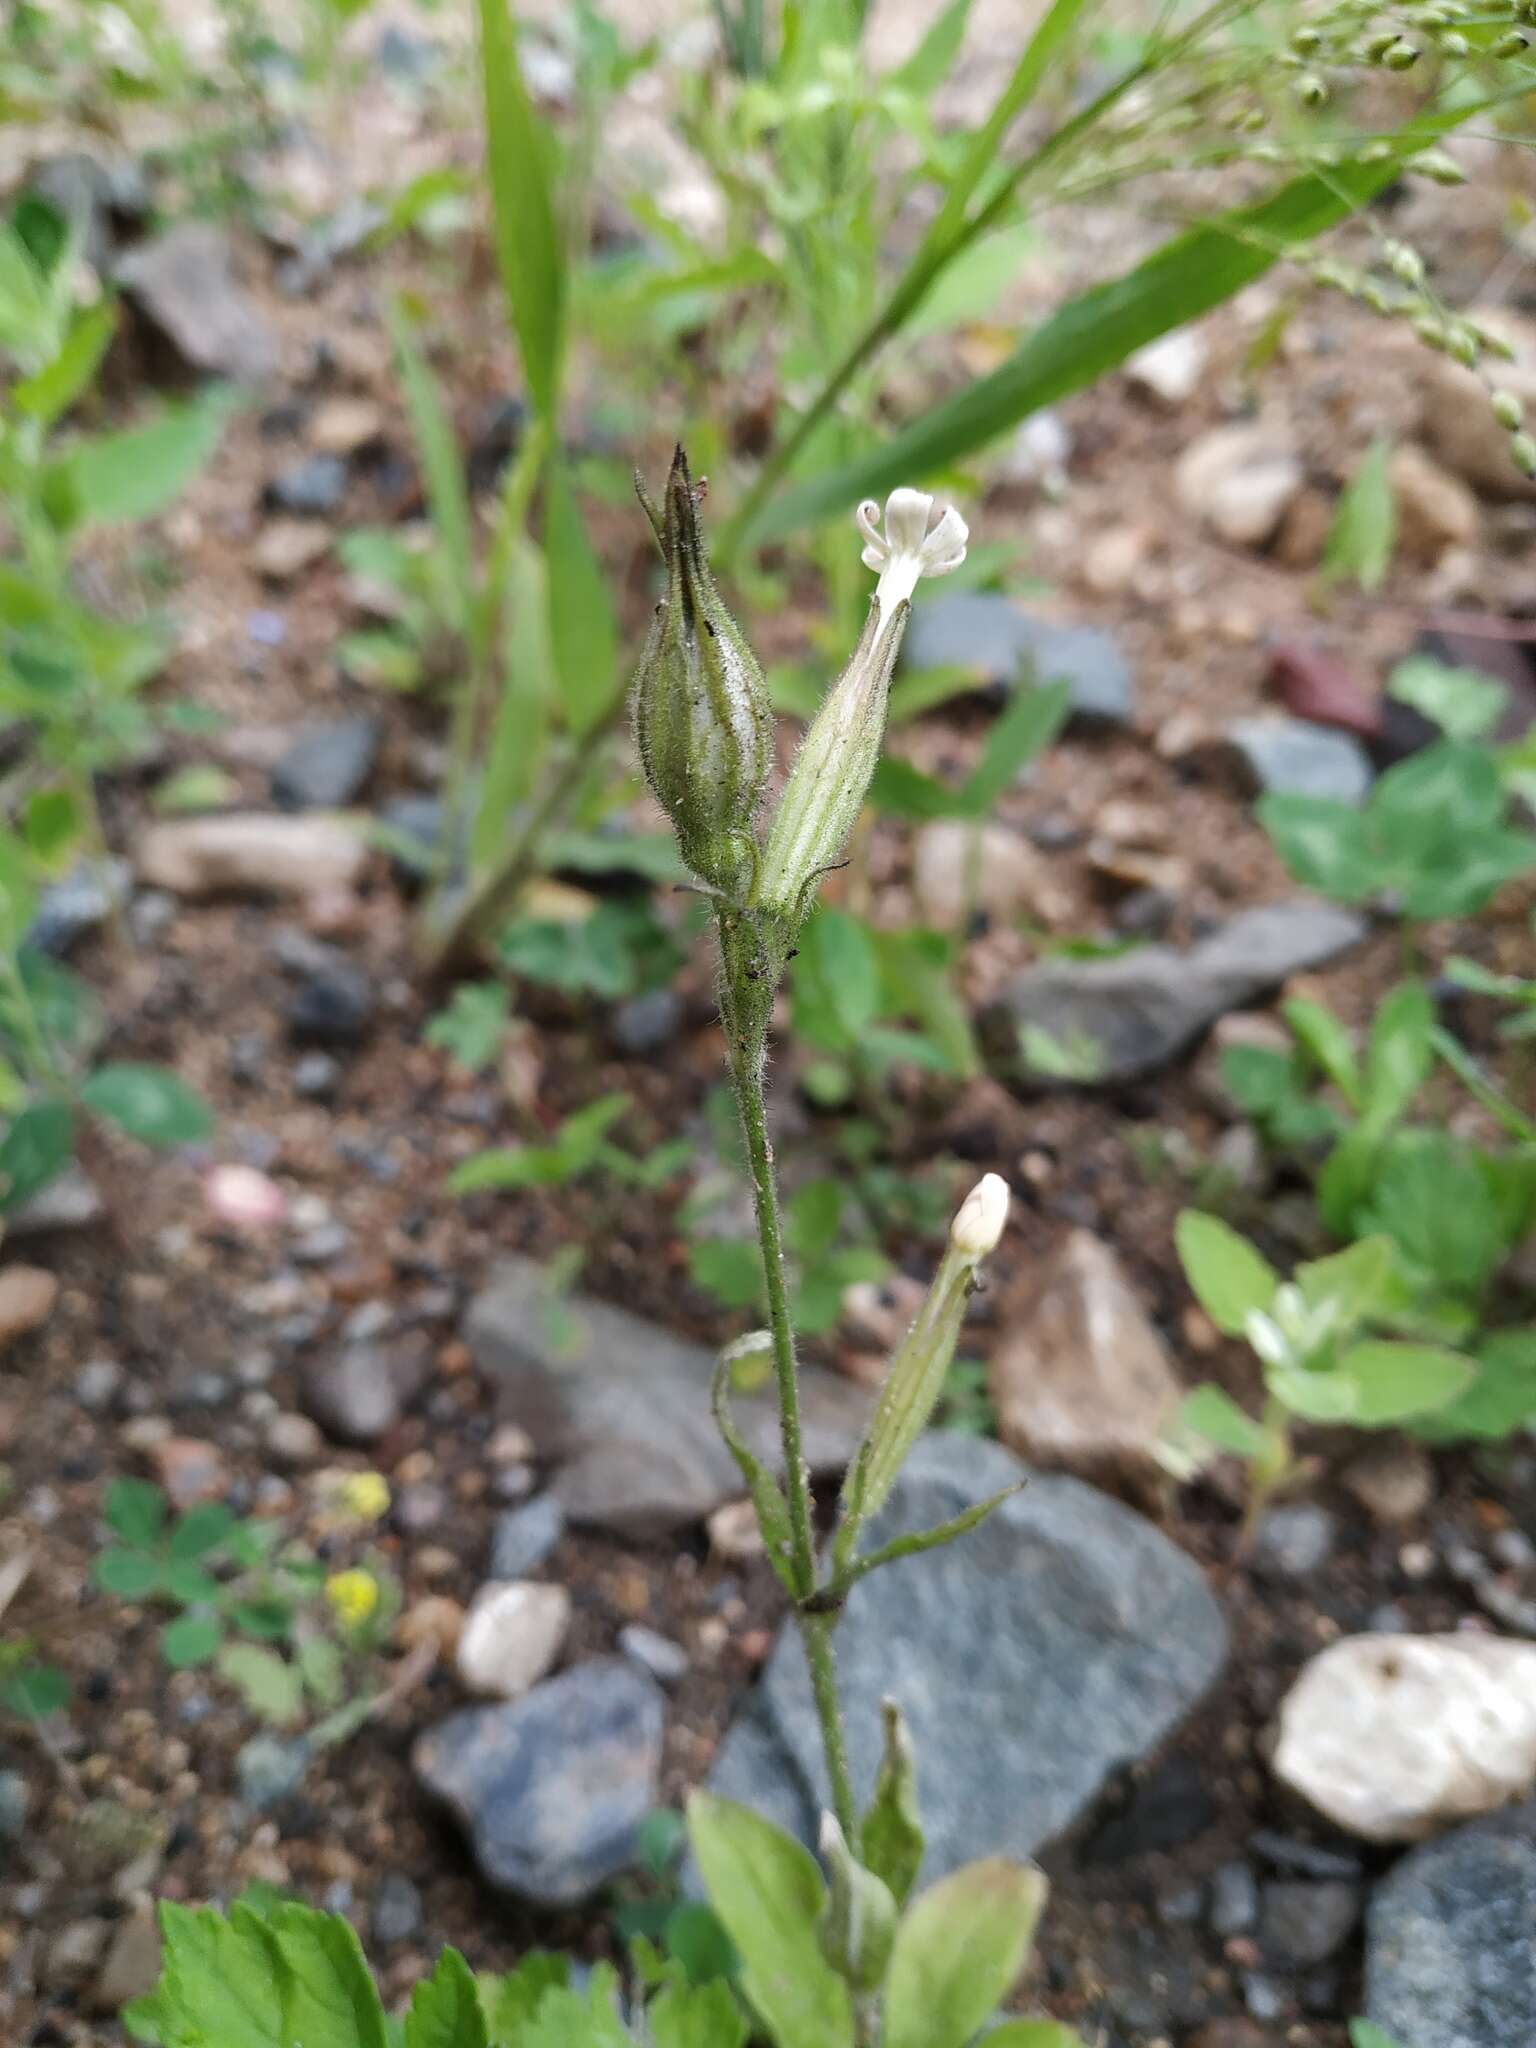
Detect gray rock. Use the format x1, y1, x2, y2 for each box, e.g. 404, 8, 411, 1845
1252, 1503, 1337, 1582
1210, 1858, 1260, 1937
300, 1335, 431, 1443
705, 1434, 1227, 1879
235, 1732, 310, 1809
293, 1051, 343, 1099
272, 714, 381, 810
413, 1658, 664, 1904
75, 1358, 125, 1413
7, 1163, 104, 1235
24, 152, 145, 269
0, 1768, 29, 1844
269, 455, 348, 517
900, 593, 1135, 729
371, 1871, 424, 1947
620, 1624, 689, 1685
1260, 1879, 1361, 1967
287, 953, 375, 1045
1224, 719, 1374, 804
464, 1257, 874, 1537
28, 859, 131, 956
1366, 1800, 1536, 2048
116, 222, 278, 383
981, 900, 1368, 1086
376, 794, 443, 876
490, 1494, 566, 1580
611, 989, 683, 1057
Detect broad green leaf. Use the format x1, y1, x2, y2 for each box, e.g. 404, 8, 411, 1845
688, 1794, 854, 2048
22, 786, 82, 868
1418, 1328, 1536, 1441
759, 153, 1416, 539
1175, 1212, 1278, 1335
1259, 794, 1373, 902
689, 1237, 764, 1312
424, 983, 512, 1074
169, 1503, 236, 1560
388, 303, 474, 635
1294, 1237, 1398, 1328
268, 1903, 389, 2048
81, 1064, 213, 1146
544, 455, 619, 736
478, 0, 565, 418
1349, 2024, 1406, 2048
522, 1969, 632, 2048
137, 1901, 286, 2048
1323, 435, 1396, 593
0, 1099, 74, 1210
13, 300, 116, 424
479, 1953, 570, 2040
882, 1859, 1047, 2048
1335, 1341, 1475, 1424
106, 1476, 168, 1546
162, 1613, 225, 1669
1282, 996, 1362, 1107
0, 1659, 68, 1720
1175, 1384, 1265, 1458
405, 1948, 488, 2048
297, 1634, 345, 1708
57, 387, 235, 528
662, 1902, 738, 1987
1388, 655, 1507, 741
93, 1547, 166, 1600
1364, 1132, 1504, 1299
217, 1643, 305, 1725
794, 909, 881, 1048
649, 1976, 749, 2048
1268, 1364, 1361, 1423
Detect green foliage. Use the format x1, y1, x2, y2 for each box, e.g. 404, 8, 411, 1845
500, 898, 687, 1002
1322, 435, 1396, 593
1260, 741, 1536, 919
690, 1173, 891, 1336
790, 908, 978, 1109
424, 982, 512, 1073
91, 1479, 397, 1733
448, 1092, 639, 1195
0, 1637, 67, 1720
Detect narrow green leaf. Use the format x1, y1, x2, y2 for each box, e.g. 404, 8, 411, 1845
886, 0, 972, 95
1364, 981, 1435, 1125
688, 1794, 854, 2048
477, 0, 565, 418
81, 1064, 212, 1146
472, 539, 552, 869
13, 300, 116, 424
1349, 2024, 1406, 2048
405, 1948, 488, 2048
388, 302, 474, 635
956, 680, 1072, 818
858, 1699, 925, 1908
1323, 435, 1396, 593
1174, 1212, 1278, 1336
1175, 1384, 1265, 1458
1283, 995, 1363, 1108
22, 786, 82, 868
882, 1859, 1048, 2048
847, 1485, 1020, 1587
711, 1357, 799, 1596
759, 155, 1418, 538
544, 455, 619, 736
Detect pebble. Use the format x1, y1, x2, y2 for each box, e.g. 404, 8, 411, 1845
619, 1624, 689, 1685
912, 820, 1068, 931
1266, 640, 1381, 738
1222, 718, 1373, 804
205, 1163, 287, 1230
236, 1732, 311, 1809
610, 989, 684, 1057
1343, 1443, 1435, 1526
115, 221, 278, 383
1274, 1633, 1536, 1842
371, 1872, 424, 1947
7, 1161, 104, 1235
396, 1596, 465, 1658
137, 813, 368, 900
1127, 327, 1209, 405
1251, 1503, 1336, 1582
44, 1918, 111, 1990
1176, 422, 1304, 547
268, 454, 347, 516
0, 1770, 30, 1842
287, 954, 375, 1045
1417, 306, 1536, 500
707, 1499, 764, 1561
1210, 1859, 1260, 1938
0, 1265, 59, 1350
293, 1051, 343, 1099
393, 1483, 448, 1535
1259, 1878, 1361, 1968
28, 857, 130, 956
300, 1335, 432, 1444
456, 1581, 572, 1699
1389, 443, 1478, 562
311, 397, 384, 456
271, 713, 381, 811
91, 1897, 161, 2013
256, 519, 331, 582
264, 1412, 324, 1467
490, 1495, 565, 1580
898, 592, 1136, 728
147, 1437, 228, 1509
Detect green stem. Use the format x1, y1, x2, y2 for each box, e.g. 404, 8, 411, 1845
718, 907, 856, 1838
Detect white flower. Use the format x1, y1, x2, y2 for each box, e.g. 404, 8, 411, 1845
950, 1172, 1009, 1261
856, 488, 969, 609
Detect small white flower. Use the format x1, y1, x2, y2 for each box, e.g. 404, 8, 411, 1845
950, 1172, 1009, 1261
856, 488, 969, 609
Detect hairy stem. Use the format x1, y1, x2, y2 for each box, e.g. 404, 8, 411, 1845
718, 908, 856, 1837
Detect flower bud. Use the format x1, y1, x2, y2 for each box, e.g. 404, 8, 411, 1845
633, 447, 772, 899
1492, 390, 1525, 432
1382, 39, 1420, 69
755, 489, 967, 928
1510, 431, 1536, 478
818, 1813, 898, 1996
950, 1173, 1010, 1260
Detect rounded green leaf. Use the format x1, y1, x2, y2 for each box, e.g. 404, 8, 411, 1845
105, 1476, 168, 1546
81, 1064, 212, 1147
1175, 1212, 1278, 1336
162, 1613, 225, 1669
883, 1859, 1048, 2048
169, 1502, 236, 1561
1336, 1341, 1476, 1424
93, 1548, 165, 1600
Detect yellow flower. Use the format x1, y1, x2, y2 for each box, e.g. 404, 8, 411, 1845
338, 1472, 390, 1524
325, 1569, 380, 1628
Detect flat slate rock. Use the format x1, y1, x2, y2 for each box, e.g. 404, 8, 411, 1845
901, 592, 1135, 729
1366, 1799, 1536, 2048
464, 1258, 873, 1537
271, 713, 381, 810
115, 222, 278, 384
413, 1658, 664, 1905
981, 900, 1368, 1085
705, 1434, 1228, 1879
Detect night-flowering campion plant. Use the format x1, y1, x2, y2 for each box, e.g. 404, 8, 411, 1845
631, 455, 1070, 2048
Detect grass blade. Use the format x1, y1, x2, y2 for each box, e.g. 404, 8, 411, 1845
477, 0, 565, 420
387, 301, 474, 636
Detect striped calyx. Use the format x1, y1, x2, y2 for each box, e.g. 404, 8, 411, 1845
633, 447, 772, 898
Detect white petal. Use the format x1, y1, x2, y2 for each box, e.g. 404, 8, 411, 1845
919, 504, 969, 575
882, 487, 935, 555
855, 499, 885, 559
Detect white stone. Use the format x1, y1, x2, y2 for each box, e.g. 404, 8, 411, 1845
454, 1581, 571, 1700
707, 1498, 764, 1562
1274, 1632, 1536, 1842
912, 820, 1067, 930
1127, 328, 1209, 406
1176, 422, 1304, 547
136, 813, 367, 899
